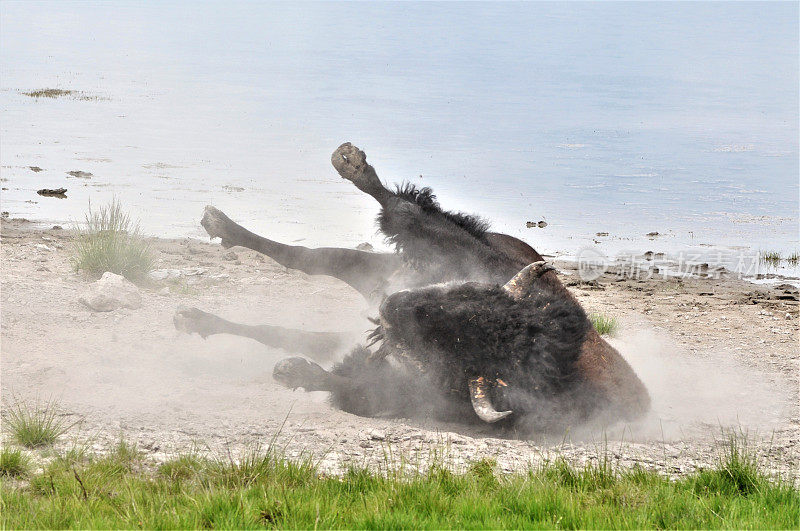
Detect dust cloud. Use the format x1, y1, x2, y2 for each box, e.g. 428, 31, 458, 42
609, 322, 793, 441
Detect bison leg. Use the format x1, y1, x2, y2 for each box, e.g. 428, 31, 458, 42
174, 306, 344, 360
331, 142, 400, 209
272, 357, 352, 392
201, 206, 400, 300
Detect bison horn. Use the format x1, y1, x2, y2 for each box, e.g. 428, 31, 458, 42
468, 376, 512, 423
501, 261, 555, 300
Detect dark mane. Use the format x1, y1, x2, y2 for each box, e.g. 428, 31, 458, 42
388, 183, 490, 241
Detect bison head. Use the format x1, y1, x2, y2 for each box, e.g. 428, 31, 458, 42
374, 262, 592, 425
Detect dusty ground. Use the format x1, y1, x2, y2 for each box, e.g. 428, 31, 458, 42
1, 218, 798, 478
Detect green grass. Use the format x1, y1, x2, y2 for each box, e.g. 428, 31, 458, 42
2, 440, 797, 529
787, 252, 799, 265
71, 199, 154, 282
760, 251, 781, 265
3, 399, 72, 448
0, 448, 31, 478
590, 312, 618, 336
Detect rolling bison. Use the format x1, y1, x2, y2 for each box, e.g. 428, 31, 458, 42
175, 143, 650, 433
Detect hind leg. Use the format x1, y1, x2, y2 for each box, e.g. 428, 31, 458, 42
174, 306, 344, 361
201, 206, 400, 301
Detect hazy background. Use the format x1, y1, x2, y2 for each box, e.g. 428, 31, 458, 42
2, 1, 797, 262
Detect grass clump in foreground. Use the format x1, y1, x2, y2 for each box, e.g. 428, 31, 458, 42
2, 439, 798, 529
0, 449, 31, 478
590, 312, 618, 336
71, 199, 154, 282
3, 399, 72, 448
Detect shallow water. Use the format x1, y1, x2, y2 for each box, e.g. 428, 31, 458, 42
1, 2, 797, 274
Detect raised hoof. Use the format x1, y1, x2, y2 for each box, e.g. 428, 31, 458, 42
273, 357, 329, 391
201, 206, 236, 248
173, 305, 221, 339
331, 142, 382, 191
529, 260, 556, 277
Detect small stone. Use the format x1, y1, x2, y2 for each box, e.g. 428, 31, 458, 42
223, 250, 238, 261
34, 243, 55, 252
368, 429, 386, 441
66, 170, 93, 179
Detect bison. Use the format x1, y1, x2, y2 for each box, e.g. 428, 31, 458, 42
174, 143, 650, 433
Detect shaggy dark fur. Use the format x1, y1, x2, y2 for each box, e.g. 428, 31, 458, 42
389, 183, 491, 241
377, 184, 522, 284
327, 281, 594, 431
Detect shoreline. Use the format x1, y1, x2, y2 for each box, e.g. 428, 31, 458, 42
1, 218, 798, 479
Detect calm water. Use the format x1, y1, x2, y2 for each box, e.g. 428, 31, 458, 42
1, 2, 798, 271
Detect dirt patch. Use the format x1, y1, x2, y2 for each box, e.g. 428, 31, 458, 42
1, 219, 797, 478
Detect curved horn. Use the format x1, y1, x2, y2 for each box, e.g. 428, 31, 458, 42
502, 261, 555, 300
468, 377, 512, 423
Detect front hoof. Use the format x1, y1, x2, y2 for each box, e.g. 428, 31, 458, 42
273, 357, 328, 391
173, 305, 219, 339
331, 142, 366, 179
201, 206, 235, 247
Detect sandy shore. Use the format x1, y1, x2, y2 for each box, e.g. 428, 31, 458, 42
1, 218, 798, 478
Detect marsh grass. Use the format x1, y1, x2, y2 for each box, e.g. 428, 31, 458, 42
71, 199, 154, 282
2, 436, 797, 529
22, 89, 77, 98
22, 89, 101, 101
3, 399, 73, 448
0, 448, 31, 478
589, 312, 618, 336
787, 252, 799, 265
760, 251, 781, 265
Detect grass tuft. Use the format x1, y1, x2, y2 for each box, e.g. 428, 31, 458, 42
787, 252, 799, 264
3, 399, 72, 448
760, 251, 781, 264
693, 435, 764, 496
589, 313, 618, 336
22, 88, 76, 98
71, 199, 154, 282
0, 448, 31, 478
22, 88, 101, 101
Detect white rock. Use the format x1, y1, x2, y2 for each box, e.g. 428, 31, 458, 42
34, 243, 55, 252
78, 272, 142, 312
367, 429, 386, 441
149, 268, 182, 281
